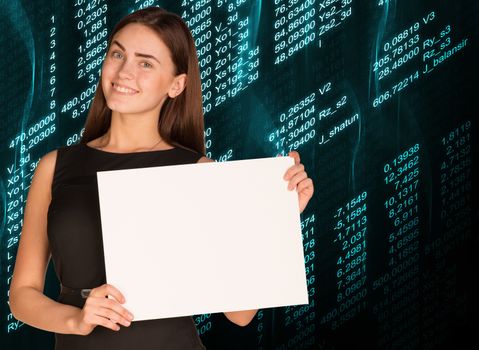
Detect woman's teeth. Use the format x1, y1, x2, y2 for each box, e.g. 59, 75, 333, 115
112, 83, 138, 94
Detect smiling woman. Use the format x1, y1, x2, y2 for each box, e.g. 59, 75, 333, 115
8, 5, 314, 350
8, 6, 211, 350
99, 23, 184, 121
82, 7, 206, 155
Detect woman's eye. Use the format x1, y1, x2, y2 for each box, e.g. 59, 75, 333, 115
110, 51, 151, 68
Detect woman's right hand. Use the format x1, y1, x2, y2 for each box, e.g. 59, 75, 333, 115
73, 284, 134, 335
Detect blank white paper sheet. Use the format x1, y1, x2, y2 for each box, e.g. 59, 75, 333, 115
96, 156, 309, 321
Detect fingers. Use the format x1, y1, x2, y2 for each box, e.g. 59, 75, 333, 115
84, 298, 133, 330
95, 305, 132, 328
90, 313, 123, 332
287, 171, 308, 190
288, 151, 300, 165
91, 283, 125, 304
297, 177, 314, 194
102, 298, 134, 322
80, 301, 123, 333
283, 163, 305, 181
85, 284, 134, 331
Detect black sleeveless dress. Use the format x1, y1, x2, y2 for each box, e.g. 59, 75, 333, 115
47, 142, 207, 350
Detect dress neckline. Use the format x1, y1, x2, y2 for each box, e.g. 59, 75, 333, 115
81, 142, 177, 155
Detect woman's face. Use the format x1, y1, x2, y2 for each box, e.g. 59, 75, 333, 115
101, 23, 184, 116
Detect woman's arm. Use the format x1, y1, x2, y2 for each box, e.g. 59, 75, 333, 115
9, 150, 82, 334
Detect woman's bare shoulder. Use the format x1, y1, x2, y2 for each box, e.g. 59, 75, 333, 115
39, 149, 58, 170
41, 149, 58, 163
33, 149, 59, 192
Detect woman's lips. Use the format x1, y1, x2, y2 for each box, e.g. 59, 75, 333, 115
111, 82, 139, 95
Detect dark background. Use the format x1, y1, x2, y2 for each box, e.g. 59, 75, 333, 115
0, 0, 477, 349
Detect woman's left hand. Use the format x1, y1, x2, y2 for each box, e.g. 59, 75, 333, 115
282, 151, 314, 214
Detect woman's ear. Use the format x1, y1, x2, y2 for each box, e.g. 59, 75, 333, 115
168, 73, 187, 98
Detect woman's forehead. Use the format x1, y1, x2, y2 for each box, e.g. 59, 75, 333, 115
112, 23, 167, 53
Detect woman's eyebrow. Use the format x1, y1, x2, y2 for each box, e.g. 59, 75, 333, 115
112, 40, 161, 64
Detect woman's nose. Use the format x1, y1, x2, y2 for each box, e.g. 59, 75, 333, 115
118, 61, 135, 79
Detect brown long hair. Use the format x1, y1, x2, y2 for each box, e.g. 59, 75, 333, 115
80, 6, 205, 156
